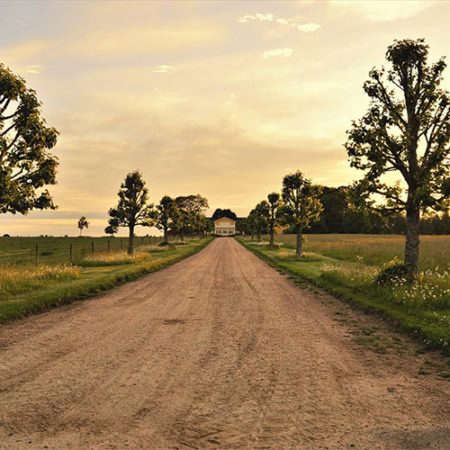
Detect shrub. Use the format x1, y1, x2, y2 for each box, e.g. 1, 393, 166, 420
376, 264, 412, 285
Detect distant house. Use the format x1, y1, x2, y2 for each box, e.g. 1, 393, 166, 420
214, 217, 236, 236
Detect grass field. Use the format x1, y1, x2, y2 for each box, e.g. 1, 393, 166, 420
238, 234, 450, 354
0, 237, 213, 322
0, 235, 163, 266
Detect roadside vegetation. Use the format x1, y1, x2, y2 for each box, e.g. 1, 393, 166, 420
238, 234, 450, 354
0, 237, 213, 323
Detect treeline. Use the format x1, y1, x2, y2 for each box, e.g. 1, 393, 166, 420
103, 171, 211, 254
302, 186, 450, 235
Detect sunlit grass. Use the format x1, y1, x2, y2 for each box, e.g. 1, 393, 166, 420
0, 265, 81, 298
81, 250, 152, 266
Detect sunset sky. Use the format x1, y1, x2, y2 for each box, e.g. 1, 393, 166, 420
2, 0, 450, 236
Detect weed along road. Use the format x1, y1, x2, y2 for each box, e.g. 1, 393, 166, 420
0, 239, 449, 449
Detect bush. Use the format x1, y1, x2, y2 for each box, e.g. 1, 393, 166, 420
376, 264, 412, 285
159, 241, 170, 247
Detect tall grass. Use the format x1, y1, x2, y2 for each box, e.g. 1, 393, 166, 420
275, 234, 450, 271
0, 265, 81, 298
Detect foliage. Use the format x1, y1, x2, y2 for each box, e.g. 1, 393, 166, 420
376, 263, 412, 285
345, 39, 450, 272
77, 216, 89, 236
174, 194, 209, 239
277, 171, 322, 256
106, 171, 155, 254
0, 63, 59, 215
155, 195, 177, 243
211, 208, 237, 221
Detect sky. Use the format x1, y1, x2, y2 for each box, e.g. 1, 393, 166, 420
1, 0, 450, 236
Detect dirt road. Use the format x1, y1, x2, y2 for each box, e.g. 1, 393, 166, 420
0, 238, 449, 449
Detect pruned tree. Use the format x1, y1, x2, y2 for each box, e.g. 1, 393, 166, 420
77, 216, 89, 237
104, 224, 117, 237
106, 171, 155, 255
0, 64, 59, 215
345, 39, 450, 273
253, 200, 269, 242
155, 195, 176, 244
277, 171, 322, 257
267, 192, 281, 248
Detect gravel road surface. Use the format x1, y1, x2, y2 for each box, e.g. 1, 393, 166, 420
0, 238, 449, 449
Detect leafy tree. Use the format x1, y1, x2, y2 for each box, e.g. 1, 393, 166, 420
174, 194, 209, 241
278, 171, 322, 257
0, 64, 59, 215
253, 201, 269, 242
104, 225, 117, 237
267, 192, 281, 248
345, 39, 450, 273
211, 208, 237, 221
106, 171, 155, 254
77, 216, 89, 237
155, 195, 176, 244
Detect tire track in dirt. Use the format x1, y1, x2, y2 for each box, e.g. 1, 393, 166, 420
0, 238, 449, 449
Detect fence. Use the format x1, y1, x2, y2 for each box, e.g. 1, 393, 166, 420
0, 236, 165, 267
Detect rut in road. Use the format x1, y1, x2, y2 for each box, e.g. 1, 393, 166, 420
0, 238, 449, 449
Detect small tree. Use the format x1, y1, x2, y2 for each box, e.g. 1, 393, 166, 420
104, 225, 117, 237
267, 192, 281, 248
0, 64, 59, 216
155, 195, 176, 244
345, 39, 450, 273
77, 216, 89, 237
106, 171, 155, 255
278, 171, 322, 257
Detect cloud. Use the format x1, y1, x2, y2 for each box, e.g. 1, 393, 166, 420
260, 48, 293, 59
292, 23, 321, 33
153, 65, 176, 73
329, 0, 435, 22
25, 64, 42, 74
238, 12, 320, 34
238, 13, 274, 23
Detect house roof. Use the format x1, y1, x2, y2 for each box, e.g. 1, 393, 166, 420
213, 217, 236, 223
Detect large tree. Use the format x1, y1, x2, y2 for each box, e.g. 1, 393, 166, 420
106, 171, 155, 255
155, 195, 176, 244
345, 39, 450, 273
267, 192, 281, 248
278, 171, 322, 257
0, 64, 59, 216
174, 194, 209, 241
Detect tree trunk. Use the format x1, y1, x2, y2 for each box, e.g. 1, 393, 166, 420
128, 225, 135, 255
257, 229, 261, 242
404, 204, 420, 274
269, 225, 274, 248
164, 227, 168, 244
180, 230, 184, 242
296, 226, 303, 257
251, 229, 254, 240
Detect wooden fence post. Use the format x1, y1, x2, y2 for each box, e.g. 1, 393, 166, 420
91, 241, 94, 255
70, 243, 73, 264
35, 244, 38, 267
108, 239, 110, 253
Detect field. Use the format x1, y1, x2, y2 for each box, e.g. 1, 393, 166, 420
238, 234, 450, 354
0, 235, 163, 266
0, 236, 212, 322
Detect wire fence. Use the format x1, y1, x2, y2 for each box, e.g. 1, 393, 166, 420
0, 236, 166, 267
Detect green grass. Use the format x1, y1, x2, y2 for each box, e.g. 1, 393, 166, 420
238, 236, 450, 355
0, 237, 213, 323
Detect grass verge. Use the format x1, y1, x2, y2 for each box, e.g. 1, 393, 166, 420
237, 237, 450, 355
0, 237, 213, 323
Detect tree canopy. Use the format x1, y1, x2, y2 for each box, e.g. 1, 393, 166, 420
0, 64, 59, 215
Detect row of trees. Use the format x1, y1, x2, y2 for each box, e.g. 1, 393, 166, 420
105, 171, 210, 254
244, 171, 322, 257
